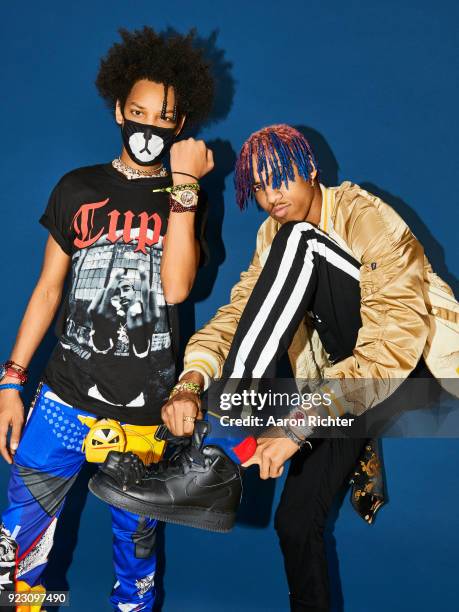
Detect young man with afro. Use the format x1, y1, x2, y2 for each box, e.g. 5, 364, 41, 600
0, 26, 214, 611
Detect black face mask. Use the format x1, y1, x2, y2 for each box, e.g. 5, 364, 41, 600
121, 118, 177, 166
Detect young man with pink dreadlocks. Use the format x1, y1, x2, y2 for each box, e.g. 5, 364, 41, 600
90, 125, 459, 612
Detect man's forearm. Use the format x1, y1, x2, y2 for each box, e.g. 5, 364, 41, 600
8, 282, 63, 369
161, 213, 199, 304
161, 174, 200, 304
178, 370, 205, 389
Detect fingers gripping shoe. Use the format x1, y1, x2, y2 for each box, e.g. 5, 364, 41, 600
89, 422, 243, 533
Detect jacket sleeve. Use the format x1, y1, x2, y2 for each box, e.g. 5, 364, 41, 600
181, 232, 264, 389
324, 195, 430, 412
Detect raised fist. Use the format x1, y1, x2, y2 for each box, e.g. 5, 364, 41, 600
170, 138, 214, 180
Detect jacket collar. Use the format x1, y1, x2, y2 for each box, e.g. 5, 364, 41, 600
318, 183, 335, 234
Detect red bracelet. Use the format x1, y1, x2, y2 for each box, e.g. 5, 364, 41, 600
2, 360, 27, 385
6, 369, 28, 384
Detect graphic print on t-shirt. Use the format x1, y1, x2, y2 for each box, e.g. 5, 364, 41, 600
63, 222, 170, 408
40, 165, 180, 424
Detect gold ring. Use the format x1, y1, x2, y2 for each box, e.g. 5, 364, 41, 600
183, 416, 196, 423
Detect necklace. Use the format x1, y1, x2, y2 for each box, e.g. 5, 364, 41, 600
112, 157, 168, 180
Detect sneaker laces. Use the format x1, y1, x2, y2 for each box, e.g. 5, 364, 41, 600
153, 442, 208, 476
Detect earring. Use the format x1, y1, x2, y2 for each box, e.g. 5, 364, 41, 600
310, 177, 315, 188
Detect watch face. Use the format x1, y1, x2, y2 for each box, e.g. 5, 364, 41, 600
179, 190, 198, 207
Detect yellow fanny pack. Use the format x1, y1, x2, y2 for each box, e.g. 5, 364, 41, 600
78, 416, 167, 465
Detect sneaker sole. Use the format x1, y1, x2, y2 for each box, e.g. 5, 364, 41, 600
88, 474, 236, 533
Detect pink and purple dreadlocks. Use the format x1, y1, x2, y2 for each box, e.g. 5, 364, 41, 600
234, 124, 319, 210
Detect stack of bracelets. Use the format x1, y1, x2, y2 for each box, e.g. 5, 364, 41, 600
0, 360, 28, 392
169, 181, 200, 213
168, 381, 202, 424
153, 172, 200, 213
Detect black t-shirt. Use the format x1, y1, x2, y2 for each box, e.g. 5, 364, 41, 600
40, 163, 206, 425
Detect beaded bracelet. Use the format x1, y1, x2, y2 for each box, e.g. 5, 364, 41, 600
170, 182, 200, 195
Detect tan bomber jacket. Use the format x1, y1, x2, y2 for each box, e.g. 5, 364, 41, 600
181, 182, 459, 523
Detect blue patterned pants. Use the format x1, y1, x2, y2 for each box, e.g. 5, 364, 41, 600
0, 383, 157, 611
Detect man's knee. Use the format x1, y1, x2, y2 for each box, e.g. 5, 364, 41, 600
275, 500, 326, 548
271, 220, 320, 254
274, 506, 293, 546
276, 220, 316, 238
275, 504, 308, 546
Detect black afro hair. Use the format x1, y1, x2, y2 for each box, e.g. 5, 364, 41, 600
96, 27, 214, 125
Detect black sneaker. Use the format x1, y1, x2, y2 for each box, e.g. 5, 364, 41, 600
88, 421, 242, 533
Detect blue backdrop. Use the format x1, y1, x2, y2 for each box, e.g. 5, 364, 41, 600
1, 1, 458, 610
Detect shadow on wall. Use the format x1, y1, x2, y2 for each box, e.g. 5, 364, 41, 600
295, 125, 340, 187
193, 29, 235, 129
167, 27, 237, 136
177, 138, 236, 355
